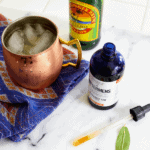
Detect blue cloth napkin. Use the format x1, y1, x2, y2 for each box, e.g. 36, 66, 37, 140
0, 26, 89, 142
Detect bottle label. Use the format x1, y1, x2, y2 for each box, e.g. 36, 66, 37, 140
88, 72, 120, 107
69, 0, 100, 41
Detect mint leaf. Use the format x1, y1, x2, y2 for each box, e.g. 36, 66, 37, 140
116, 126, 130, 150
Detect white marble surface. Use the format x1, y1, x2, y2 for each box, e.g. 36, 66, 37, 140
1, 7, 150, 150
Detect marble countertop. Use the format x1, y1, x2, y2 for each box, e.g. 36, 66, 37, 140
0, 6, 150, 150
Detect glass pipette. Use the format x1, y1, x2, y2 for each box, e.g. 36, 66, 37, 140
73, 104, 150, 146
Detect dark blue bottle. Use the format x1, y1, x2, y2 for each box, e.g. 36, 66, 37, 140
88, 42, 125, 110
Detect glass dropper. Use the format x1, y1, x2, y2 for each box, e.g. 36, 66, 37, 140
73, 104, 150, 146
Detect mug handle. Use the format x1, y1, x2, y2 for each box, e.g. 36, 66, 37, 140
59, 37, 82, 68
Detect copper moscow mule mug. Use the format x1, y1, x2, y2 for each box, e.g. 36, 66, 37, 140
1, 16, 82, 90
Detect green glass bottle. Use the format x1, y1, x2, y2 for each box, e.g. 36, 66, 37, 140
69, 0, 103, 50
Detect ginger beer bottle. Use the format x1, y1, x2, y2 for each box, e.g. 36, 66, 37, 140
69, 0, 103, 50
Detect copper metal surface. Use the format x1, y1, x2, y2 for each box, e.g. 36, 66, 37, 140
59, 37, 82, 68
1, 16, 82, 90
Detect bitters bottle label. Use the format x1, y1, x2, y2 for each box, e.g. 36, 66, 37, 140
69, 0, 100, 42
88, 72, 119, 107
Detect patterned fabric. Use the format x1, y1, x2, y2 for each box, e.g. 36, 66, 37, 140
0, 14, 89, 142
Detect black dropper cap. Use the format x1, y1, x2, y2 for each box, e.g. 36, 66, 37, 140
130, 104, 150, 121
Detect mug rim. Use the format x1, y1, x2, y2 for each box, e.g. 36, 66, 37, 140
1, 15, 59, 57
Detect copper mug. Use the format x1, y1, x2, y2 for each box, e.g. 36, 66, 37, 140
1, 16, 82, 90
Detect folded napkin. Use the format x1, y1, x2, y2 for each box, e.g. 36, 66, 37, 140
0, 14, 89, 142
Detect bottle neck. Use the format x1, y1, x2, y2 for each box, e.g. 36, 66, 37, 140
102, 43, 116, 60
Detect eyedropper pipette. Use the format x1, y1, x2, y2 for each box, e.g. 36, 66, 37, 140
73, 104, 150, 146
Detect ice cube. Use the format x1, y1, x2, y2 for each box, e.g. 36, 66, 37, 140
29, 30, 55, 55
24, 24, 38, 45
7, 30, 24, 54
17, 51, 25, 55
35, 23, 45, 36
